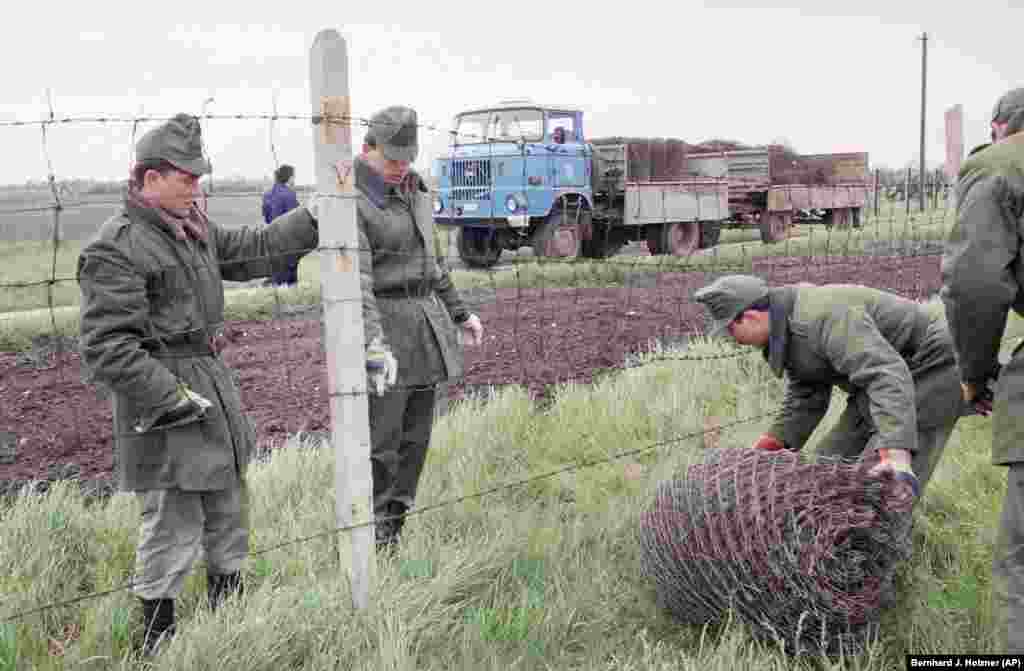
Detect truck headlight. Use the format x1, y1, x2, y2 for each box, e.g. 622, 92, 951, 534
433, 199, 443, 214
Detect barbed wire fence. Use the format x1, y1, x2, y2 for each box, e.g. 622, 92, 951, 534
0, 30, 959, 658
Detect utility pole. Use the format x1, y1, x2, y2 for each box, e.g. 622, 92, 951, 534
919, 32, 928, 213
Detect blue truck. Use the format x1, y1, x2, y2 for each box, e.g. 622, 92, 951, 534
432, 100, 869, 268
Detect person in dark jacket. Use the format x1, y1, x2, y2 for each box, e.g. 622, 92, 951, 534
695, 276, 973, 510
78, 115, 322, 657
353, 105, 483, 552
941, 86, 1024, 652
262, 164, 301, 286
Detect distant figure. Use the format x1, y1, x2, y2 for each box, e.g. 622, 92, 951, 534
262, 164, 301, 286
552, 126, 566, 144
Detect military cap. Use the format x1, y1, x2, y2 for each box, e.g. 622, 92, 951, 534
693, 275, 769, 337
135, 113, 212, 176
365, 105, 418, 163
991, 87, 1024, 124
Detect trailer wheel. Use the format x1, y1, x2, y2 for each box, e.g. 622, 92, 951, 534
831, 207, 852, 230
533, 210, 581, 260
759, 211, 792, 244
582, 220, 625, 259
661, 222, 701, 256
457, 227, 502, 268
699, 221, 722, 249
645, 224, 664, 255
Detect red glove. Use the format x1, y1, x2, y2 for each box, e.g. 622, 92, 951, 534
751, 433, 785, 452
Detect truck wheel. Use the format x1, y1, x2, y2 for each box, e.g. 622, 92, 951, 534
457, 227, 502, 268
698, 221, 722, 249
533, 210, 581, 260
759, 211, 792, 244
581, 220, 625, 259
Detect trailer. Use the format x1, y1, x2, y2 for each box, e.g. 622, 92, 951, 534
686, 146, 872, 242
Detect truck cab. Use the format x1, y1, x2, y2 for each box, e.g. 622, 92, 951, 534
432, 100, 594, 268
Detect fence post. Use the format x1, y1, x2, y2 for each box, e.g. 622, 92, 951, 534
905, 167, 911, 217
873, 168, 880, 218
309, 28, 374, 610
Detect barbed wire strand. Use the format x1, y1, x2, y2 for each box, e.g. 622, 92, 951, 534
0, 407, 777, 625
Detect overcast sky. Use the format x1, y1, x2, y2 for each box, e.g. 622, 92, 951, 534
1, 0, 1019, 186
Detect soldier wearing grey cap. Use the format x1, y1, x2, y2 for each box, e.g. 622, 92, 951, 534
695, 275, 969, 510
941, 85, 1024, 652
353, 105, 483, 552
77, 112, 322, 657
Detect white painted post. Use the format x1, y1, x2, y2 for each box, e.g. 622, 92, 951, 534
309, 28, 374, 609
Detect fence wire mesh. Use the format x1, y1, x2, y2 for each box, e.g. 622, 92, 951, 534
0, 104, 957, 651
638, 446, 914, 657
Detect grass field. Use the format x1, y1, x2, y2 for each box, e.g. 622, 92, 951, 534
0, 312, 1019, 670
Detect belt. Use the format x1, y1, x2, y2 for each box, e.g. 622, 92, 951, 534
142, 330, 220, 358
375, 286, 435, 299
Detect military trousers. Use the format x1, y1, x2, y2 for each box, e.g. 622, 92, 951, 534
994, 464, 1024, 652
131, 480, 250, 600
369, 385, 437, 516
813, 394, 957, 495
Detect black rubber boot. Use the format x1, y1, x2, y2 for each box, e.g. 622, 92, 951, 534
207, 571, 244, 611
139, 598, 175, 657
375, 501, 408, 553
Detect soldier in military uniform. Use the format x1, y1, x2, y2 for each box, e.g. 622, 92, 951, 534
77, 114, 326, 656
941, 86, 1024, 652
695, 275, 971, 507
353, 105, 483, 552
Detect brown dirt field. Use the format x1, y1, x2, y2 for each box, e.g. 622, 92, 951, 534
0, 254, 942, 492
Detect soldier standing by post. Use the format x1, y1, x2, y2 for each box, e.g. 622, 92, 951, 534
77, 113, 330, 657
940, 86, 1024, 652
353, 105, 483, 552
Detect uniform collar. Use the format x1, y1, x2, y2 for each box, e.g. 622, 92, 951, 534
763, 286, 798, 379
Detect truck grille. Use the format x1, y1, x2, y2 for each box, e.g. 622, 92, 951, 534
450, 159, 491, 200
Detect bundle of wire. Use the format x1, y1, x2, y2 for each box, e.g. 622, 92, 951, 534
638, 447, 913, 656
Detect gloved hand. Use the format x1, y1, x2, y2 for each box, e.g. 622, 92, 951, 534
303, 193, 329, 226
460, 313, 483, 346
366, 337, 398, 396
961, 365, 1000, 417
868, 448, 919, 511
134, 381, 212, 433
962, 381, 995, 417
751, 433, 786, 452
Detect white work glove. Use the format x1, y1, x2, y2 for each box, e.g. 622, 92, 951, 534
134, 381, 213, 433
304, 193, 329, 225
366, 337, 398, 396
460, 313, 483, 346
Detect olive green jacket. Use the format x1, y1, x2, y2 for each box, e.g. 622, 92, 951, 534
354, 157, 468, 387
78, 200, 318, 491
941, 130, 1024, 464
764, 284, 965, 455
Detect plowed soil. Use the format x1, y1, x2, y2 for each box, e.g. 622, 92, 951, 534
0, 254, 942, 491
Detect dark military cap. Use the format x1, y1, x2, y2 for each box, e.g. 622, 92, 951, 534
693, 275, 769, 337
365, 105, 418, 163
135, 113, 212, 176
991, 87, 1024, 124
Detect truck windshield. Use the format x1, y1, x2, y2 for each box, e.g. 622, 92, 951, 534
453, 109, 544, 144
